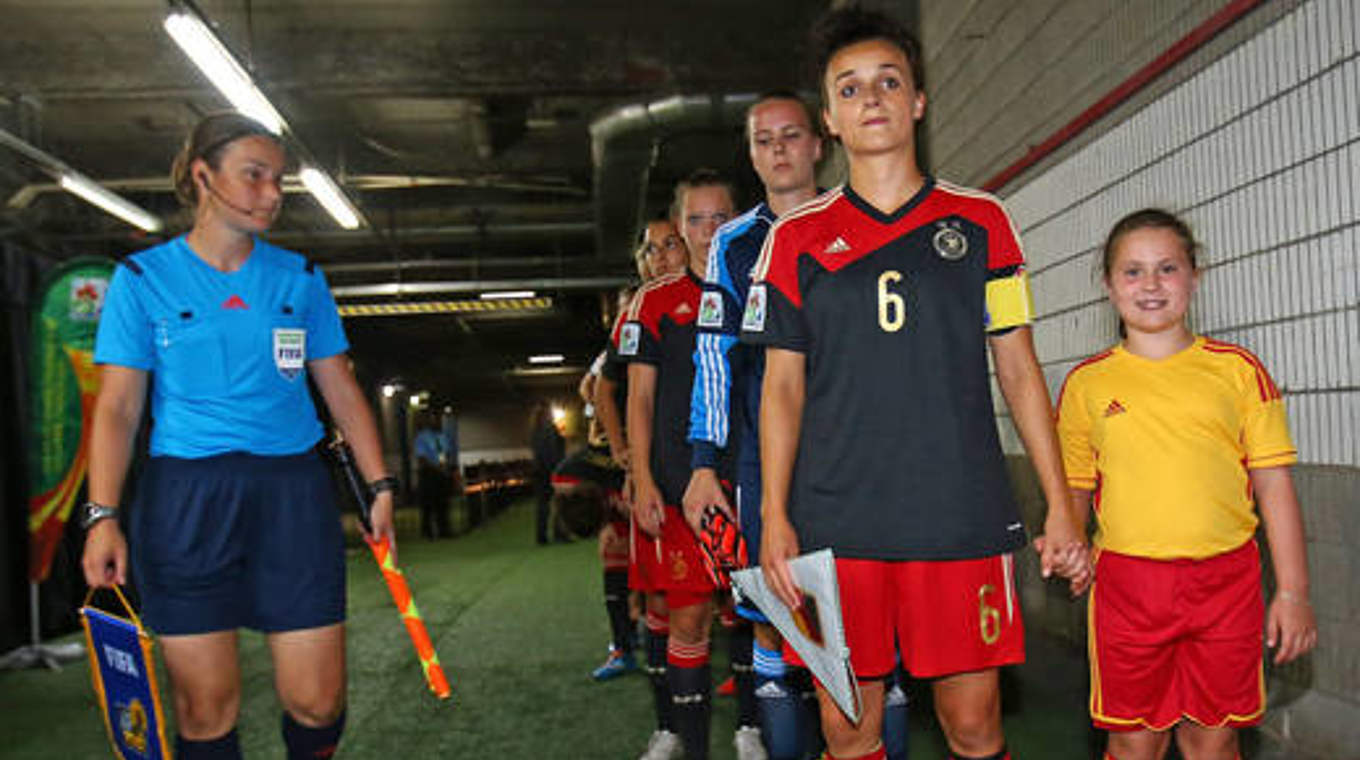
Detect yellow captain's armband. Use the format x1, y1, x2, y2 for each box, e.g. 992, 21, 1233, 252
984, 271, 1034, 332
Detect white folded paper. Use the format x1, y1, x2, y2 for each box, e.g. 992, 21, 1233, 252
731, 549, 860, 723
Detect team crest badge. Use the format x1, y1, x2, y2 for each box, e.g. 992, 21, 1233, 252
619, 323, 641, 356
742, 284, 767, 332
698, 291, 723, 328
272, 328, 306, 381
933, 225, 968, 261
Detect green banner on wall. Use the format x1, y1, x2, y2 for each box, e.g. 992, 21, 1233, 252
27, 257, 114, 582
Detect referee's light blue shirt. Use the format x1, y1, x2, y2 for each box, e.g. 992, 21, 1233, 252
94, 236, 348, 458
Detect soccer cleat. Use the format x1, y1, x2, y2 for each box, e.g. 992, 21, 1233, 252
638, 729, 683, 760
716, 674, 736, 696
696, 505, 749, 586
591, 648, 637, 681
733, 725, 768, 760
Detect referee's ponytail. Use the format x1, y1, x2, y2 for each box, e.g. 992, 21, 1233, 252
171, 112, 282, 208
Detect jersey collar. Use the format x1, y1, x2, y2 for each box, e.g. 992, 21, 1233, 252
843, 176, 936, 226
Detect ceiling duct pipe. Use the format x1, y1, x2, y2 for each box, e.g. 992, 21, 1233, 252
589, 93, 756, 263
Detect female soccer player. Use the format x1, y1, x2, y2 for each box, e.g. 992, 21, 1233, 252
1057, 209, 1316, 760
746, 7, 1088, 760
81, 112, 394, 760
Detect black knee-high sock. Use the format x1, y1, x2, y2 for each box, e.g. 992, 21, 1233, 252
729, 620, 757, 728
787, 666, 824, 757
176, 728, 242, 760
753, 643, 804, 760
281, 710, 345, 760
668, 638, 712, 760
883, 666, 909, 760
646, 614, 672, 731
604, 570, 633, 654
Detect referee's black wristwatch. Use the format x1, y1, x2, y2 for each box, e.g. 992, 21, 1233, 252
80, 501, 119, 530
368, 476, 398, 497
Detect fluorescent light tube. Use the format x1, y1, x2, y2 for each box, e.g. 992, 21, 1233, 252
299, 167, 361, 230
163, 11, 285, 134
528, 354, 565, 364
479, 290, 536, 300
59, 174, 162, 232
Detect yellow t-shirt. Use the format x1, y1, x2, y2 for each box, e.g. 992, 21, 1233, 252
1056, 336, 1296, 559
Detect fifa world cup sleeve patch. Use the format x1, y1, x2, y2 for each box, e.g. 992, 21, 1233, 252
742, 283, 768, 332
698, 290, 724, 328
273, 328, 307, 380
619, 322, 641, 356
984, 270, 1034, 332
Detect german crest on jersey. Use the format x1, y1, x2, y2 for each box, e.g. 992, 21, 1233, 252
933, 223, 968, 261
272, 328, 306, 381
742, 284, 767, 332
619, 323, 641, 356
698, 291, 724, 328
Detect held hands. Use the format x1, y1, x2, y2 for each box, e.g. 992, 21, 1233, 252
1034, 511, 1092, 596
1266, 590, 1317, 665
682, 468, 733, 535
81, 521, 128, 588
631, 477, 665, 537
760, 515, 802, 611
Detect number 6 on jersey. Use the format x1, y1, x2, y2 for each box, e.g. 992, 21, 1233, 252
878, 269, 906, 332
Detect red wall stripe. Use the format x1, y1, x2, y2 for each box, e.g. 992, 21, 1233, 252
982, 0, 1265, 193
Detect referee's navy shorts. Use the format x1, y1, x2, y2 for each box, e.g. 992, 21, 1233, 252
130, 449, 346, 636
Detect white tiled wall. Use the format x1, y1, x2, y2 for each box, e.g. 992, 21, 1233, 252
1002, 0, 1358, 466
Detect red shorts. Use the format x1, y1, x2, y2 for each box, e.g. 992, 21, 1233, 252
628, 506, 716, 607
599, 519, 629, 571
786, 554, 1025, 679
1090, 541, 1265, 732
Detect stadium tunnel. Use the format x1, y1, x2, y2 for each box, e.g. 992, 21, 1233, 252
0, 1, 1356, 757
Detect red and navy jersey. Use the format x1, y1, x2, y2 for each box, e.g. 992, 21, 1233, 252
618, 269, 706, 505
601, 309, 630, 412
740, 179, 1035, 561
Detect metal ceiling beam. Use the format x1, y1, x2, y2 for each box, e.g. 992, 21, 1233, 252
7, 173, 586, 209
331, 275, 629, 299
324, 255, 601, 274
589, 93, 756, 262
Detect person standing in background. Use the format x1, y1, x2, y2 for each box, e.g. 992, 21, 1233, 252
413, 408, 453, 539
531, 400, 566, 545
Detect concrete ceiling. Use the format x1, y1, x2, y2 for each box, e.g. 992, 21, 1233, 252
0, 0, 828, 405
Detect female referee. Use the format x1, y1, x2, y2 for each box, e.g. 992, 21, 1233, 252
80, 112, 395, 760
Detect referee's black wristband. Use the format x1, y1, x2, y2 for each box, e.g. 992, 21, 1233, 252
368, 476, 398, 496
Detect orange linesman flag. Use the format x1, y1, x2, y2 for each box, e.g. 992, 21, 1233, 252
367, 536, 452, 699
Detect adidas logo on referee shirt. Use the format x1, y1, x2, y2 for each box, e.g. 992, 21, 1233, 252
1104, 399, 1127, 417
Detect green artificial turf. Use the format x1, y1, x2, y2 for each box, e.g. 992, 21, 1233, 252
0, 498, 1296, 758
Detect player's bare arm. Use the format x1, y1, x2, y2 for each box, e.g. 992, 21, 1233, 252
759, 347, 806, 611
627, 362, 664, 535
594, 374, 629, 470
81, 365, 147, 588
1252, 465, 1317, 664
312, 354, 397, 559
990, 326, 1087, 583
1060, 488, 1095, 595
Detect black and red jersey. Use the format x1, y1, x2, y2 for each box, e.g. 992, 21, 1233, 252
618, 269, 706, 505
740, 179, 1036, 561
601, 309, 630, 412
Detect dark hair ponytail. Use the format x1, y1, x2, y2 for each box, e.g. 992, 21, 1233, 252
170, 112, 281, 208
